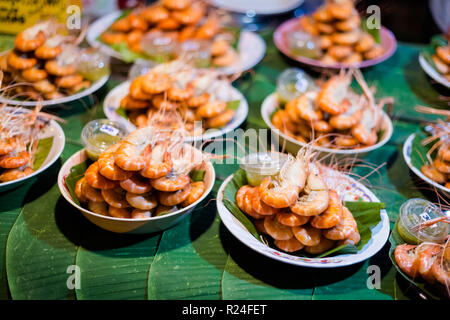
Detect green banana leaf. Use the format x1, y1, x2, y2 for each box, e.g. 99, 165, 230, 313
64, 161, 89, 207
388, 221, 448, 300
33, 137, 54, 171
222, 168, 384, 258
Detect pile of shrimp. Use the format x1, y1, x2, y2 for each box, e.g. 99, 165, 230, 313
298, 0, 382, 65
236, 148, 360, 255
416, 106, 450, 189
433, 46, 450, 82
101, 0, 238, 67
394, 242, 449, 289
121, 61, 236, 135
74, 126, 208, 219
0, 20, 92, 101
272, 68, 392, 149
0, 102, 47, 182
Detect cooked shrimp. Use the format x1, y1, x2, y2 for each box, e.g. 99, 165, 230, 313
421, 164, 447, 184
162, 0, 191, 10
7, 51, 37, 70
88, 200, 108, 216
14, 21, 50, 52
22, 68, 48, 82
100, 32, 126, 45
319, 35, 333, 50
182, 181, 206, 207
364, 45, 384, 60
335, 14, 360, 31
294, 91, 323, 122
167, 83, 194, 101
34, 45, 63, 60
187, 93, 209, 108
0, 150, 30, 168
44, 60, 76, 77
254, 219, 267, 234
258, 176, 299, 209
355, 33, 375, 53
298, 16, 319, 36
195, 16, 220, 40
330, 30, 361, 46
81, 178, 104, 202
251, 187, 279, 216
126, 191, 158, 210
434, 158, 450, 174
0, 167, 33, 182
0, 139, 17, 155
328, 45, 353, 60
32, 79, 56, 94
304, 238, 335, 255
394, 244, 420, 279
290, 172, 329, 216
417, 244, 443, 284
141, 144, 173, 179
310, 190, 342, 229
155, 204, 179, 216
313, 5, 333, 22
342, 52, 363, 65
141, 5, 169, 23
322, 207, 357, 240
120, 174, 152, 194
109, 206, 131, 218
114, 127, 153, 171
276, 211, 310, 227
98, 144, 133, 181
317, 72, 352, 115
236, 186, 264, 219
212, 49, 237, 67
272, 110, 297, 133
264, 215, 293, 240
438, 144, 450, 162
316, 22, 334, 35
110, 16, 131, 32
129, 76, 154, 100
121, 95, 149, 110
85, 162, 118, 190
75, 177, 88, 203
292, 225, 322, 246
128, 13, 148, 31
351, 106, 379, 146
329, 97, 363, 129
150, 173, 190, 192
196, 100, 226, 118
55, 74, 83, 88
141, 73, 172, 95
206, 110, 234, 129
274, 238, 304, 253
338, 229, 360, 246
102, 187, 130, 208
431, 246, 449, 286
178, 25, 197, 42
171, 2, 205, 25
131, 208, 152, 219
328, 1, 354, 20
68, 80, 91, 94
436, 46, 450, 65
156, 18, 180, 30
158, 183, 191, 206
211, 39, 230, 57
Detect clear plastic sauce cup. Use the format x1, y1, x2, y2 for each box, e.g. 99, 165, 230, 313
397, 198, 449, 244
240, 152, 288, 187
81, 119, 128, 161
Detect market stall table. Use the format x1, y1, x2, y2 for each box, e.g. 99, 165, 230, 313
0, 29, 447, 300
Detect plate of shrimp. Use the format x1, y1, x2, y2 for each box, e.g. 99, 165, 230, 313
103, 61, 248, 141
58, 126, 215, 234
273, 0, 397, 69
0, 104, 65, 192
86, 1, 266, 75
262, 69, 393, 156
217, 148, 390, 268
0, 20, 110, 107
419, 35, 450, 88
402, 107, 450, 197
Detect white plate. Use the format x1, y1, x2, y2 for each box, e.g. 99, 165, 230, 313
0, 108, 65, 192
103, 81, 249, 142
0, 75, 109, 107
58, 147, 215, 234
403, 133, 450, 197
261, 93, 393, 157
86, 11, 266, 75
217, 170, 390, 268
419, 54, 450, 88
209, 0, 303, 15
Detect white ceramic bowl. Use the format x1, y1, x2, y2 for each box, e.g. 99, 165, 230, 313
261, 93, 393, 157
58, 148, 215, 234
209, 0, 303, 15
86, 11, 266, 75
103, 80, 248, 142
217, 169, 390, 268
403, 133, 450, 198
0, 108, 65, 192
0, 75, 109, 107
419, 54, 450, 88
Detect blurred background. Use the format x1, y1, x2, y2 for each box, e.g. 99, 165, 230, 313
0, 0, 447, 42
